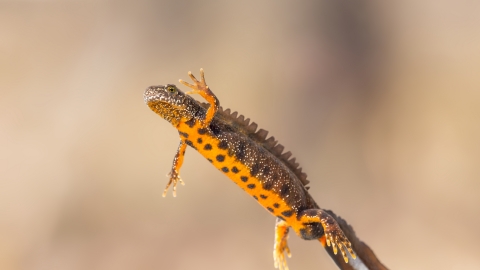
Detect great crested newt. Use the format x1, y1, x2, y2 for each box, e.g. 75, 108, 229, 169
144, 69, 356, 270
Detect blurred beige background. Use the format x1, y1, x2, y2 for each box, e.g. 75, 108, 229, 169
1, 1, 479, 269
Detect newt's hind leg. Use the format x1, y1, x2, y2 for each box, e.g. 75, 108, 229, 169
298, 209, 356, 263
179, 68, 219, 127
163, 140, 187, 197
273, 218, 291, 270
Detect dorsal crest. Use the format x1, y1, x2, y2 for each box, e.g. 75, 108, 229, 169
200, 103, 310, 188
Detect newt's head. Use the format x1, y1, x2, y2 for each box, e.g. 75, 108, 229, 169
144, 84, 195, 126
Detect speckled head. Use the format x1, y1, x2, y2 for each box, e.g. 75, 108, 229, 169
144, 84, 195, 126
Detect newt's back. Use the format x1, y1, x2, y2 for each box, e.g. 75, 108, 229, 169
178, 102, 318, 217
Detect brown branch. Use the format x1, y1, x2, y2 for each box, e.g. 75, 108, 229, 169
323, 210, 388, 270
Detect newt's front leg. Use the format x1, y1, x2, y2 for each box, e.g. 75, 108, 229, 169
179, 68, 219, 127
163, 140, 187, 197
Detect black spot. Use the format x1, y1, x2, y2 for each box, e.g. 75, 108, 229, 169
253, 195, 258, 200
281, 210, 293, 218
262, 166, 270, 175
197, 138, 203, 144
179, 131, 189, 138
250, 163, 260, 176
210, 123, 222, 135
267, 207, 274, 213
263, 181, 273, 190
216, 155, 225, 162
218, 141, 228, 150
299, 228, 308, 239
221, 167, 229, 173
280, 184, 290, 197
198, 128, 207, 135
247, 184, 256, 189
182, 150, 186, 155
260, 194, 268, 199
235, 142, 246, 161
185, 119, 196, 128
204, 144, 212, 150
240, 176, 248, 182
276, 216, 286, 221
207, 158, 213, 163
185, 140, 196, 149
273, 203, 280, 208
231, 166, 239, 173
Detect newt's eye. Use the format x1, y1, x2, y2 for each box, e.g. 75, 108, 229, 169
167, 86, 176, 93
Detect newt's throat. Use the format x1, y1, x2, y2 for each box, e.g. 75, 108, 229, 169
149, 102, 188, 126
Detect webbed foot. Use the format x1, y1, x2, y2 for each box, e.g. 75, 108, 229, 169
322, 217, 356, 263
273, 235, 291, 270
179, 68, 219, 126
179, 68, 211, 98
162, 170, 185, 197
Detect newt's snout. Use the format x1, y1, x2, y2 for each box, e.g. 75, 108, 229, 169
144, 85, 163, 105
